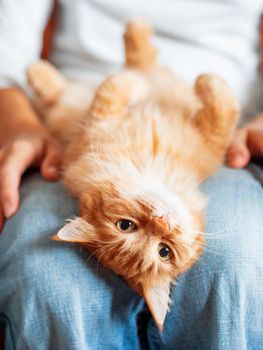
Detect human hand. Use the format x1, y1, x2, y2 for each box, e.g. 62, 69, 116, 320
227, 113, 263, 168
0, 130, 62, 230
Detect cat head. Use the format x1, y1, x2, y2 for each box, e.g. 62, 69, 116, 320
55, 173, 205, 330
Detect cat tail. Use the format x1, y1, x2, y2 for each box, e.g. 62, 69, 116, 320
27, 60, 67, 105
124, 19, 157, 70
194, 74, 240, 159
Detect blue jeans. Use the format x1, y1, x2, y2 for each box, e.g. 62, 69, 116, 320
0, 165, 263, 349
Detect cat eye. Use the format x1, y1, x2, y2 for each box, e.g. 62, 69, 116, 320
158, 243, 172, 261
116, 219, 137, 233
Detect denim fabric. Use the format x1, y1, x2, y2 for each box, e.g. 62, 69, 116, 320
0, 165, 263, 350
148, 164, 263, 350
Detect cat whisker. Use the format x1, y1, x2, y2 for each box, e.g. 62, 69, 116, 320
91, 237, 124, 245
201, 232, 238, 240
177, 235, 231, 257
85, 247, 102, 265
203, 246, 231, 256
190, 210, 239, 238
94, 244, 122, 273
85, 240, 124, 266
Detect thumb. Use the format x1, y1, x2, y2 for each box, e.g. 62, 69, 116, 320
40, 140, 62, 181
227, 128, 251, 168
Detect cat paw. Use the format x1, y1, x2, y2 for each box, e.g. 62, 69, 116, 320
194, 74, 239, 113
193, 74, 240, 157
90, 71, 149, 118
124, 19, 157, 69
27, 60, 66, 105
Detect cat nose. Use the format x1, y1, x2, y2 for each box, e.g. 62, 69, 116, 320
153, 214, 169, 230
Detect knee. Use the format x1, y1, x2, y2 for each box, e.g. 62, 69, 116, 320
2, 173, 78, 246
16, 238, 136, 309
202, 227, 261, 280
201, 166, 263, 277
16, 243, 103, 306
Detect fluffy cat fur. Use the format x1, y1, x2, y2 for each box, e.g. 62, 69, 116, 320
27, 19, 239, 330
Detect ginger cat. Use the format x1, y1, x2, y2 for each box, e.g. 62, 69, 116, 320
27, 20, 239, 330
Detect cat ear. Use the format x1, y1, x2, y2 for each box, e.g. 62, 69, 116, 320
143, 282, 171, 331
54, 217, 95, 243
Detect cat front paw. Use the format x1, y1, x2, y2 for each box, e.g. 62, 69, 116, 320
27, 60, 66, 105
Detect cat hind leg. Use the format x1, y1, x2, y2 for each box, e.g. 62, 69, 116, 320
194, 74, 240, 157
124, 19, 157, 70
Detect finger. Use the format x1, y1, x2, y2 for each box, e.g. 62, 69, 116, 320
0, 148, 4, 163
0, 141, 38, 218
247, 129, 263, 157
40, 140, 62, 181
0, 205, 5, 232
227, 128, 251, 168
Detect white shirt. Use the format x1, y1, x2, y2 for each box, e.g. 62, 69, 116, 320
0, 0, 262, 106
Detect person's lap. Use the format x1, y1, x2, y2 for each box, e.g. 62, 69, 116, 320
151, 163, 263, 349
0, 175, 144, 349
0, 165, 262, 350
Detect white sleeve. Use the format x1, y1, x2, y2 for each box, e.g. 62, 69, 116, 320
0, 0, 53, 88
